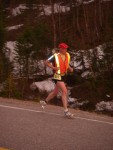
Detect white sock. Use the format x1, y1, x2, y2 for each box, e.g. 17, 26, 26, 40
64, 109, 68, 113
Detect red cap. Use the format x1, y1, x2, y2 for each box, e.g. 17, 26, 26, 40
58, 43, 69, 49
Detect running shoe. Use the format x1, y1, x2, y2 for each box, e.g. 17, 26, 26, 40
64, 111, 74, 119
40, 100, 47, 109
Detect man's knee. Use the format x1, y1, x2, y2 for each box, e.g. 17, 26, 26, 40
53, 91, 58, 96
62, 89, 67, 95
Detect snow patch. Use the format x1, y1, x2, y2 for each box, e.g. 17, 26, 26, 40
5, 41, 17, 62
81, 71, 92, 78
96, 101, 113, 112
39, 3, 70, 16
6, 24, 24, 31
12, 4, 29, 16
30, 79, 55, 93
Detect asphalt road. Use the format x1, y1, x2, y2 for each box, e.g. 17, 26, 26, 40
0, 97, 113, 150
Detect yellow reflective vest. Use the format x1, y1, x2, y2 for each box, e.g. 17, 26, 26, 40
54, 52, 70, 74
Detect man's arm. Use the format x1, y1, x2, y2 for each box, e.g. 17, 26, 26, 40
45, 60, 59, 71
68, 65, 73, 72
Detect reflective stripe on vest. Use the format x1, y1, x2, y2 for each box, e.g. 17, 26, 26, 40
54, 53, 60, 74
54, 52, 70, 74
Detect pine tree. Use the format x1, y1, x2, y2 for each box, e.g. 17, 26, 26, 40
0, 0, 9, 82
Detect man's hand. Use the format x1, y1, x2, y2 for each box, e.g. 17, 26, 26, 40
68, 66, 74, 72
53, 67, 60, 71
45, 60, 60, 71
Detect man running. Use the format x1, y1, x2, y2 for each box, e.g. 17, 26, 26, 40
40, 43, 74, 118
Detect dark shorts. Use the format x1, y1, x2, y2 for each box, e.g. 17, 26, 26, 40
52, 75, 67, 84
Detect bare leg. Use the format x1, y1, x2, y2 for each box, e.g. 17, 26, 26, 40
46, 85, 58, 102
44, 81, 73, 118
56, 81, 68, 110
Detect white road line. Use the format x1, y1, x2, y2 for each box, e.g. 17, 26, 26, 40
0, 104, 113, 125
0, 104, 43, 113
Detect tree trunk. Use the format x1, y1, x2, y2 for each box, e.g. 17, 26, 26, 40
49, 0, 57, 48
82, 4, 89, 43
58, 3, 61, 42
94, 0, 100, 42
98, 0, 103, 28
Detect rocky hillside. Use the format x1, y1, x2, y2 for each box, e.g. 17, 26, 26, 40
0, 0, 113, 116
3, 0, 113, 49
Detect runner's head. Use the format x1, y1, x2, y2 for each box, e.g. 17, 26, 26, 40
58, 43, 69, 49
58, 43, 69, 54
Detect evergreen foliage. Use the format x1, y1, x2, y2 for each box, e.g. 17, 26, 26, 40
0, 1, 9, 82
14, 24, 52, 78
0, 0, 113, 109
